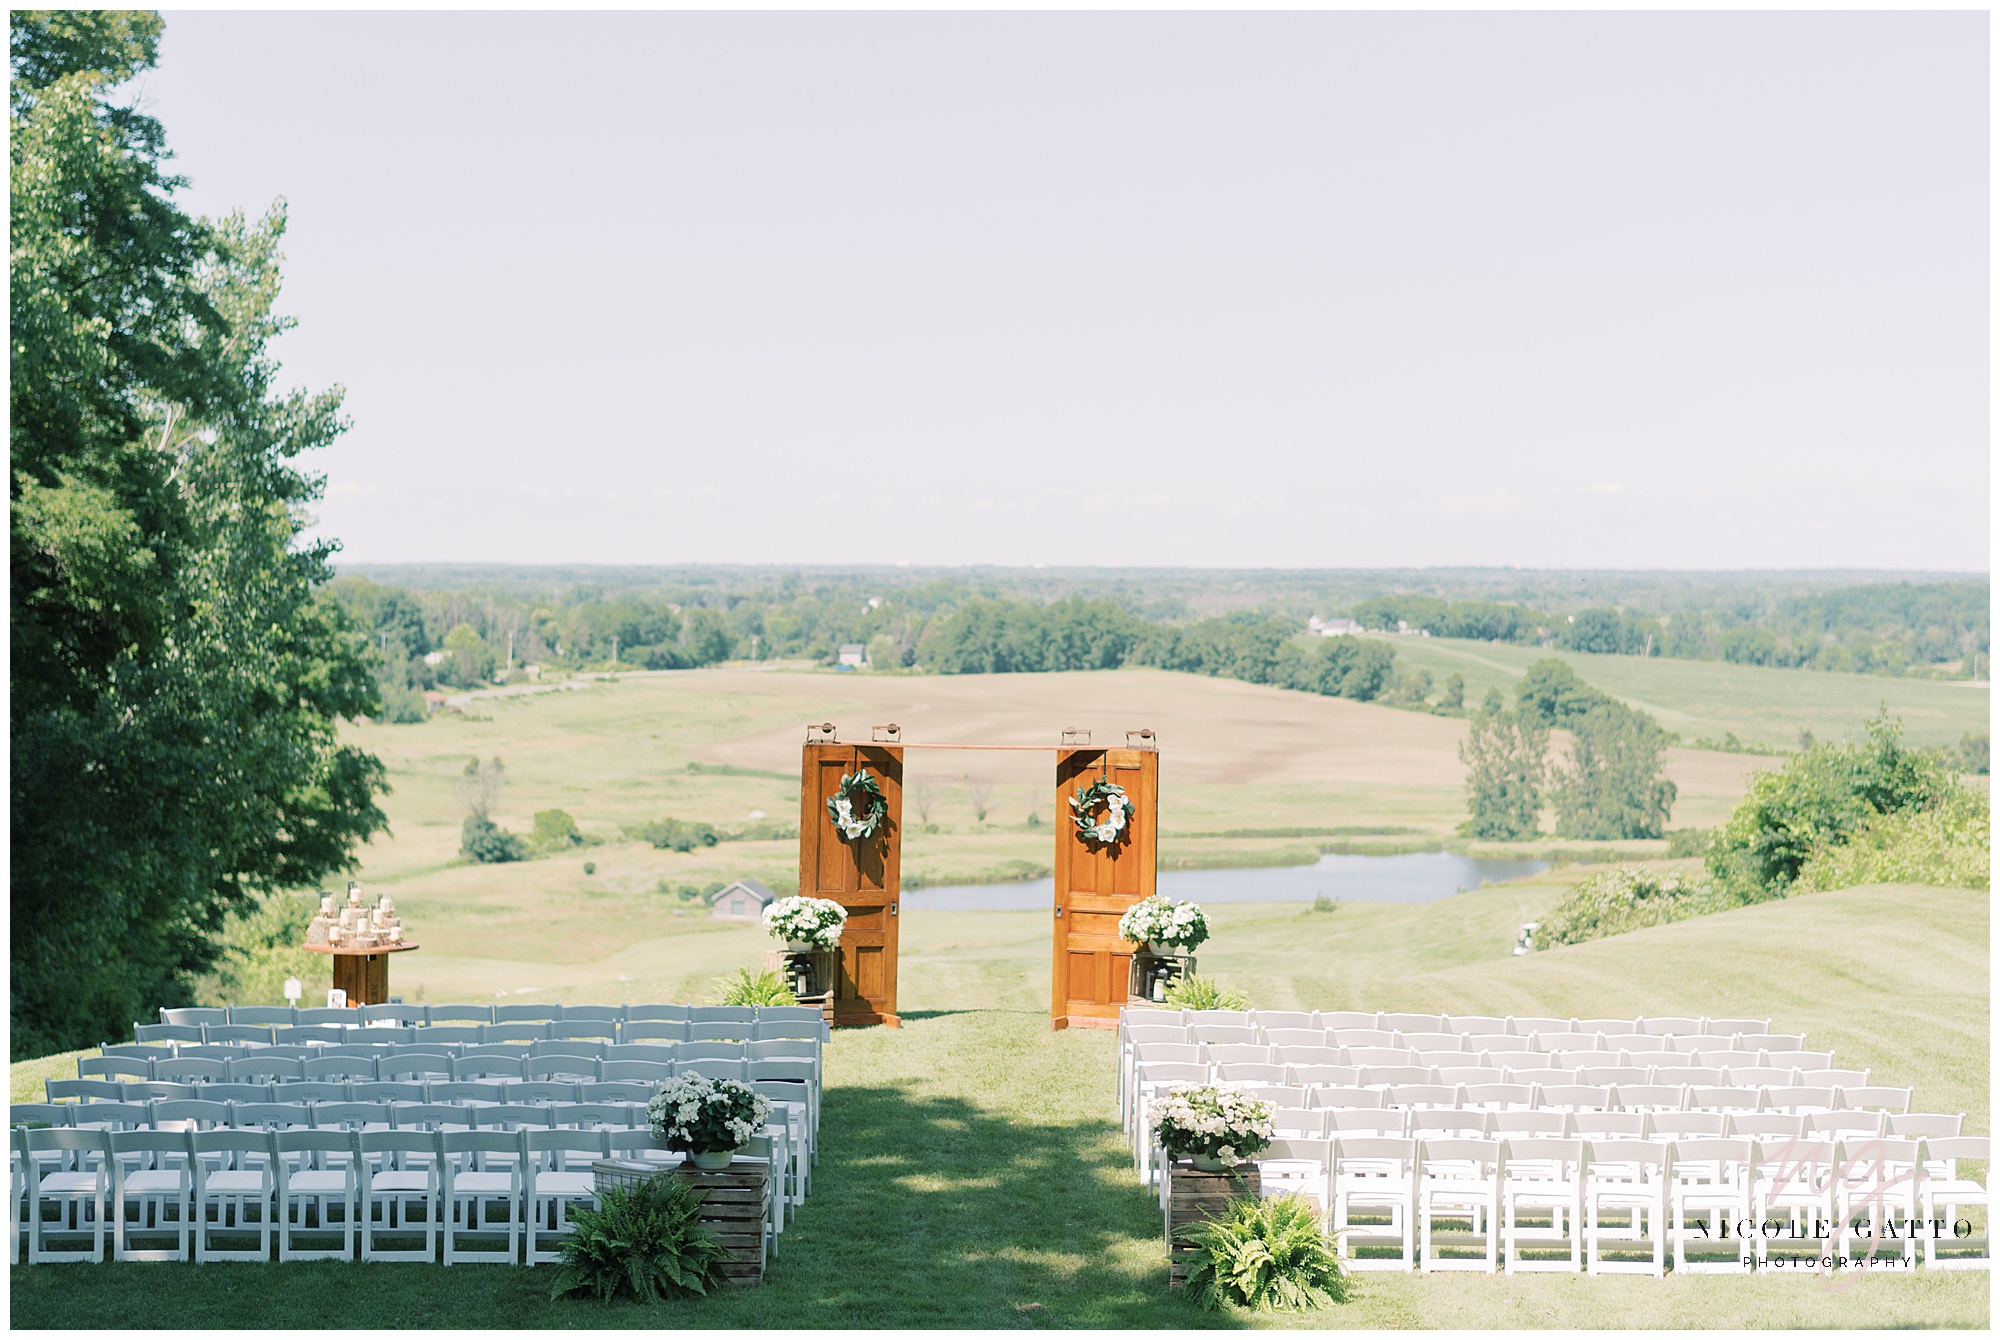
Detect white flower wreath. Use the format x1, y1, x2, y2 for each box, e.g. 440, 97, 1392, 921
1070, 776, 1135, 846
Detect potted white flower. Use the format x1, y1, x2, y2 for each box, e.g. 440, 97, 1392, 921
1118, 895, 1209, 955
763, 895, 847, 951
1152, 1085, 1274, 1172
647, 1073, 774, 1170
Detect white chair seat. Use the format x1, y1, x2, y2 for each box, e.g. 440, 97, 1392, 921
205, 1171, 267, 1194
288, 1171, 348, 1194
39, 1173, 99, 1194
123, 1171, 185, 1195
372, 1172, 431, 1194
532, 1171, 595, 1197
454, 1172, 513, 1194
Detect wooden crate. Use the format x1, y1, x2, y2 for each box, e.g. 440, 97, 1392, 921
1164, 1162, 1260, 1288
591, 1159, 769, 1287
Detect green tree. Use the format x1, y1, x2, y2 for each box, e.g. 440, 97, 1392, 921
1548, 702, 1678, 839
531, 808, 585, 850
10, 12, 389, 1057
1457, 708, 1548, 840
1707, 713, 1960, 897
1440, 672, 1466, 712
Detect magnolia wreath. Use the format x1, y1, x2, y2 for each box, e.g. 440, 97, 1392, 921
1070, 776, 1135, 846
826, 768, 888, 841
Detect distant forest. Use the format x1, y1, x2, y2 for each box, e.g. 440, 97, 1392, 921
329, 566, 1988, 722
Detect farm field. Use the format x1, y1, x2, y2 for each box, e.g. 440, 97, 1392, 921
13, 881, 1987, 1328
330, 665, 1815, 991
1369, 636, 1988, 753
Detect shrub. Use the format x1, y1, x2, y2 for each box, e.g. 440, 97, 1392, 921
583, 862, 596, 876
189, 890, 331, 1007
1960, 732, 1990, 776
1665, 827, 1714, 858
1706, 714, 1960, 897
716, 967, 798, 1007
1164, 974, 1248, 1011
1792, 787, 1990, 894
460, 814, 528, 863
547, 1177, 727, 1304
1531, 864, 1736, 950
626, 818, 721, 852
531, 809, 585, 850
1178, 1194, 1348, 1312
376, 681, 430, 724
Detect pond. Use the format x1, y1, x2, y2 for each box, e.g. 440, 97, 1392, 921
901, 850, 1553, 911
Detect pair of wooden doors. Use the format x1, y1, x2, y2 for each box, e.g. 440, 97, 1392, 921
797, 738, 1158, 1030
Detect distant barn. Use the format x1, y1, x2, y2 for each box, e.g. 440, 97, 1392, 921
710, 879, 778, 921
837, 643, 867, 668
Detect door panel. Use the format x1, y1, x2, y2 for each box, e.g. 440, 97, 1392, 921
799, 742, 902, 1027
1051, 746, 1157, 1030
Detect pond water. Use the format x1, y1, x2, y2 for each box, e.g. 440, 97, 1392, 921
901, 850, 1553, 911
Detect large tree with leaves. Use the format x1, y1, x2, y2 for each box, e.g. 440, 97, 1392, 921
11, 11, 389, 1057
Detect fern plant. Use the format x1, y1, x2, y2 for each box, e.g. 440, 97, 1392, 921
717, 966, 798, 1007
1163, 973, 1247, 1011
548, 1177, 727, 1304
1178, 1194, 1348, 1312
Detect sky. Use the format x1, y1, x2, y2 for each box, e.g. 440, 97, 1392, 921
138, 11, 1989, 571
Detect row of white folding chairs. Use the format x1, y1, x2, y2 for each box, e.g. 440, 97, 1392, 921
1127, 1025, 1799, 1054
161, 1001, 830, 1033
1121, 1008, 1771, 1037
84, 1044, 821, 1087
1236, 1133, 1990, 1274
20, 1089, 815, 1215
137, 1017, 826, 1047
1260, 1106, 1948, 1142
13, 1123, 782, 1267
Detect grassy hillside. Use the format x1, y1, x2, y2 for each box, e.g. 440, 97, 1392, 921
14, 882, 1986, 1327
1371, 636, 1987, 752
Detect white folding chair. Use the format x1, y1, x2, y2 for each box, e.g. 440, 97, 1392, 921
1750, 1136, 1837, 1273
189, 1129, 275, 1263
440, 1129, 522, 1264
1920, 1137, 1990, 1270
522, 1127, 609, 1265
1331, 1135, 1417, 1271
24, 1127, 109, 1263
1417, 1138, 1503, 1272
356, 1129, 440, 1262
108, 1129, 193, 1261
1583, 1139, 1668, 1276
1257, 1136, 1332, 1215
1833, 1135, 1921, 1266
1669, 1137, 1754, 1273
271, 1128, 357, 1261
1500, 1137, 1584, 1273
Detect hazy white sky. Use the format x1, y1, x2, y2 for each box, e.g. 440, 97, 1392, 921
140, 11, 1988, 570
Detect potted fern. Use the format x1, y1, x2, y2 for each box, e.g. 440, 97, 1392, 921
1179, 1194, 1348, 1311
548, 1177, 727, 1303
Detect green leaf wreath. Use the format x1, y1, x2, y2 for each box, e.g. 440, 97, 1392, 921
826, 768, 887, 841
1070, 776, 1135, 846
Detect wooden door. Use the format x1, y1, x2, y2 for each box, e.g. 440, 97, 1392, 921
1051, 746, 1158, 1030
798, 742, 902, 1027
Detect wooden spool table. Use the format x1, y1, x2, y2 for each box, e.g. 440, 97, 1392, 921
303, 941, 419, 1007
593, 1157, 769, 1286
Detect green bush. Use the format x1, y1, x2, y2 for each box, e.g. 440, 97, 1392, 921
626, 818, 721, 852
1178, 1194, 1348, 1312
531, 808, 585, 850
716, 967, 798, 1007
1164, 974, 1248, 1011
548, 1178, 727, 1304
1665, 827, 1714, 859
1706, 713, 1960, 897
1531, 865, 1737, 950
189, 890, 332, 1007
376, 680, 430, 724
461, 814, 528, 863
1792, 787, 1990, 894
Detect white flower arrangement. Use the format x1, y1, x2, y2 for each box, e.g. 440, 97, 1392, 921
762, 895, 848, 948
1151, 1085, 1274, 1166
1117, 895, 1209, 952
646, 1073, 774, 1155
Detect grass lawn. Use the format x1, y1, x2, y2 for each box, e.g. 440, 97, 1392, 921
12, 881, 1988, 1328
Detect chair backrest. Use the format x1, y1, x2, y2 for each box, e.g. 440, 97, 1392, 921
1720, 1066, 1797, 1087
1251, 1010, 1314, 1031
689, 1006, 757, 1025
1262, 1029, 1325, 1049
1189, 1025, 1256, 1046
274, 1025, 347, 1045
1136, 1061, 1207, 1088
1650, 1067, 1726, 1088
225, 1102, 313, 1130
1641, 1017, 1703, 1036
1578, 1067, 1655, 1087
1385, 1084, 1461, 1110
1307, 1087, 1384, 1111
1727, 1113, 1806, 1140
1646, 1112, 1727, 1139
119, 1082, 195, 1103
1409, 1110, 1490, 1139
458, 1043, 532, 1061
475, 1104, 554, 1132
454, 1055, 526, 1080
207, 1082, 281, 1105
1569, 1112, 1647, 1139
1764, 1051, 1833, 1071
425, 1005, 495, 1025
683, 1059, 749, 1083
483, 1023, 551, 1043
1204, 1044, 1274, 1066
203, 1024, 275, 1045
1328, 1110, 1406, 1135
1331, 1029, 1400, 1049
620, 1022, 689, 1045
548, 1020, 617, 1042
1575, 1018, 1637, 1034
1887, 1112, 1962, 1139
623, 1004, 691, 1024
45, 1079, 125, 1103
1582, 1138, 1668, 1175
438, 1128, 523, 1162
549, 1103, 636, 1130
1508, 1017, 1568, 1036
1462, 1083, 1536, 1112
581, 1081, 657, 1104
294, 1008, 354, 1026
1214, 1063, 1286, 1085
80, 1056, 154, 1081
1688, 1086, 1762, 1113
1506, 1069, 1575, 1088
150, 1098, 231, 1128
1270, 1107, 1329, 1138
747, 1039, 816, 1064
533, 1039, 609, 1059
1358, 1066, 1435, 1088
228, 1006, 297, 1026
1763, 1087, 1838, 1115
191, 1128, 275, 1158
425, 1081, 506, 1104
410, 1024, 484, 1046
300, 1054, 376, 1082
526, 1057, 599, 1083
379, 1054, 455, 1081
1489, 1110, 1569, 1139
162, 1007, 230, 1027
389, 1104, 477, 1131
1705, 1018, 1769, 1036
360, 1004, 424, 1026
349, 1081, 429, 1104
1275, 1046, 1344, 1067
1923, 1136, 1989, 1171
1612, 1084, 1686, 1112
229, 1055, 304, 1082
1382, 1013, 1445, 1034
492, 1003, 561, 1023
1287, 1065, 1361, 1088
1502, 1136, 1586, 1171
1667, 1137, 1753, 1179
270, 1082, 352, 1105
598, 1060, 674, 1084
355, 1128, 438, 1164
1801, 1069, 1870, 1089
506, 1081, 583, 1104
313, 1101, 392, 1129
1538, 1085, 1614, 1113
1807, 1111, 1888, 1139
521, 1127, 610, 1165
1418, 1136, 1502, 1173
604, 1044, 679, 1065
270, 1127, 355, 1162
1445, 1016, 1508, 1035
